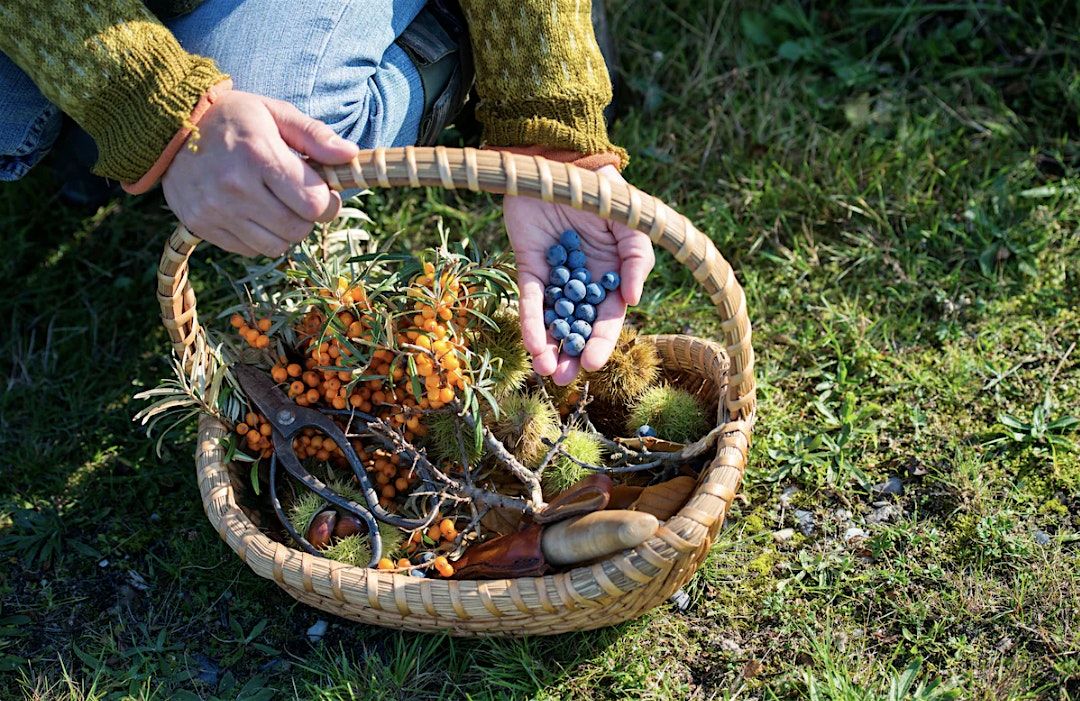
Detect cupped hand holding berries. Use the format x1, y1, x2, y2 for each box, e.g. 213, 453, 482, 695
503, 165, 655, 385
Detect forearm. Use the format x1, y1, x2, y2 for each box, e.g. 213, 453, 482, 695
0, 0, 226, 182
460, 0, 627, 168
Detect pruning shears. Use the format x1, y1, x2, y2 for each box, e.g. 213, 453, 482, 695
233, 364, 435, 567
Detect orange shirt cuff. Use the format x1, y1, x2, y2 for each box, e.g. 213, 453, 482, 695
483, 145, 622, 172
121, 78, 234, 195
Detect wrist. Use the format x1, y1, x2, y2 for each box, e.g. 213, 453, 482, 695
121, 78, 234, 195
483, 145, 624, 172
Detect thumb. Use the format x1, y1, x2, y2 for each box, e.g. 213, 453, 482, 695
263, 99, 359, 164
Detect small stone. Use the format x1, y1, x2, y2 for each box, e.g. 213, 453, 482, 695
866, 503, 902, 525
306, 619, 329, 644
543, 309, 556, 326
600, 271, 620, 291
844, 527, 869, 542
98, 559, 109, 568
544, 285, 563, 305
564, 279, 587, 302
720, 638, 743, 654
554, 298, 575, 318
563, 333, 586, 357
570, 319, 592, 339
567, 249, 587, 269
549, 319, 570, 340
1034, 530, 1051, 546
570, 267, 592, 284
549, 266, 570, 286
546, 244, 568, 267
669, 588, 690, 611
574, 303, 596, 323
559, 229, 581, 250
794, 509, 814, 535
773, 528, 795, 543
873, 476, 903, 496
584, 282, 605, 305
779, 486, 798, 505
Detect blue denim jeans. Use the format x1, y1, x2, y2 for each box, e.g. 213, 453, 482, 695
0, 0, 426, 181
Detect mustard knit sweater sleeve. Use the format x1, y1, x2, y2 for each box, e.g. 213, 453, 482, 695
0, 0, 226, 183
459, 0, 627, 167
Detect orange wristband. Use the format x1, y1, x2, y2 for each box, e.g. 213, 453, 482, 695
122, 78, 234, 195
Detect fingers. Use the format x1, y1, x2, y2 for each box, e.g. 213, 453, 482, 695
518, 269, 561, 376
235, 219, 293, 257
551, 356, 581, 386
201, 227, 260, 257
263, 139, 342, 223
263, 98, 359, 164
612, 221, 654, 307
580, 292, 628, 373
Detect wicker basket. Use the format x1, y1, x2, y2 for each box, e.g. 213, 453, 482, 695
156, 146, 755, 636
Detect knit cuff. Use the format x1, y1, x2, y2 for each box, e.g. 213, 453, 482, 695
479, 98, 628, 170
122, 79, 233, 195
82, 39, 228, 183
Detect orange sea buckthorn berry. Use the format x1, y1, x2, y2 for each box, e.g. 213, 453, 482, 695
289, 381, 305, 396
397, 558, 411, 569
395, 477, 409, 492
236, 423, 250, 435
377, 558, 395, 571
305, 388, 320, 404
271, 366, 288, 383
439, 387, 455, 404
427, 525, 442, 541
438, 519, 456, 538
423, 262, 435, 276
229, 313, 245, 329
257, 318, 272, 332
255, 334, 271, 349
245, 412, 259, 426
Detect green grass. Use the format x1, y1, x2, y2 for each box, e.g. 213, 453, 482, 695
2, 1, 1079, 698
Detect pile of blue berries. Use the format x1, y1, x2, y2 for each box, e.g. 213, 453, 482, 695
543, 230, 621, 358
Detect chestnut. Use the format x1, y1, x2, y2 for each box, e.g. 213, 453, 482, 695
305, 510, 337, 549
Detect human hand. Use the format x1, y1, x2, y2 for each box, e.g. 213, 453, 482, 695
504, 165, 655, 385
162, 90, 358, 257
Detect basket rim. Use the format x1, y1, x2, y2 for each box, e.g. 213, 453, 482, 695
160, 146, 756, 632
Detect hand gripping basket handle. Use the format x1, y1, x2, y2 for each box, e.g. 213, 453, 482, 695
157, 145, 755, 419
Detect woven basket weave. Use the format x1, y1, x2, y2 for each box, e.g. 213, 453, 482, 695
156, 147, 755, 636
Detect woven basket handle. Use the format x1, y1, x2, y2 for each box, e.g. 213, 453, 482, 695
157, 146, 755, 418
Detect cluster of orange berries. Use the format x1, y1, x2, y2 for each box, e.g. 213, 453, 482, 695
235, 411, 274, 458
374, 554, 454, 577
230, 313, 273, 349
357, 446, 419, 510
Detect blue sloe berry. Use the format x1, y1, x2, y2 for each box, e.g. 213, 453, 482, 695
584, 282, 605, 305
567, 249, 587, 269
600, 271, 620, 291
549, 266, 570, 286
545, 244, 567, 267
549, 318, 571, 340
563, 333, 586, 357
544, 285, 563, 305
410, 568, 427, 578
570, 319, 592, 339
570, 267, 592, 284
637, 424, 657, 438
559, 229, 581, 250
544, 309, 556, 325
563, 279, 586, 302
554, 298, 575, 318
574, 303, 596, 323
